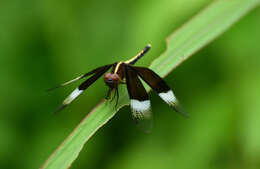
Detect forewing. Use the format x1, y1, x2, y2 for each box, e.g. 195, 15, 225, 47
131, 66, 189, 117
124, 64, 152, 132
54, 64, 113, 113
47, 64, 115, 91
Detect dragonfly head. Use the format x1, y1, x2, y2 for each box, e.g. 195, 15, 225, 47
104, 73, 120, 88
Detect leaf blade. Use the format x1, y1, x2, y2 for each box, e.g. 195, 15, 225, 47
151, 0, 259, 76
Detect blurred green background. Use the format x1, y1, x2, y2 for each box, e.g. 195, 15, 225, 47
0, 0, 260, 169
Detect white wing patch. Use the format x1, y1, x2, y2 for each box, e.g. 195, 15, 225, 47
130, 99, 151, 119
159, 90, 177, 105
63, 88, 83, 105
130, 99, 153, 133
130, 99, 150, 112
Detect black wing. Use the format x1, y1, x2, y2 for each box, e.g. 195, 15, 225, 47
131, 66, 188, 117
124, 64, 152, 132
47, 64, 114, 91
54, 64, 114, 113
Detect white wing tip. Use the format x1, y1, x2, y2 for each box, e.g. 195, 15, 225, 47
130, 99, 150, 112
130, 99, 151, 118
159, 90, 177, 104
63, 88, 83, 104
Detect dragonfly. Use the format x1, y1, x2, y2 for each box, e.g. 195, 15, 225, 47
49, 44, 188, 131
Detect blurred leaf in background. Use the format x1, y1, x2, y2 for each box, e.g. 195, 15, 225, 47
0, 0, 259, 169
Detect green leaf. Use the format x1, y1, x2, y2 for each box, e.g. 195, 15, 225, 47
41, 0, 260, 169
